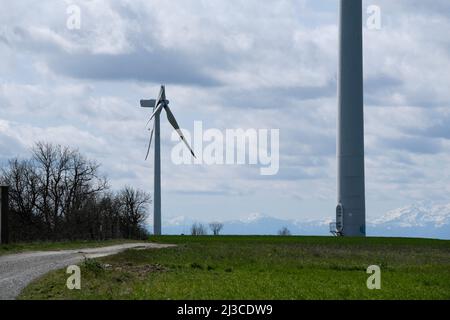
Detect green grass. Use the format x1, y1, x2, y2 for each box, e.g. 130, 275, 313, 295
19, 236, 450, 300
0, 239, 143, 256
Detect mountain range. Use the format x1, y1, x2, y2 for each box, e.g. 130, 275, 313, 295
158, 202, 450, 240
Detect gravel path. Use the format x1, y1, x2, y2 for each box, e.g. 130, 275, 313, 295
0, 243, 174, 300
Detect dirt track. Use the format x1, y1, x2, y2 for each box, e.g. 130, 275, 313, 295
0, 243, 174, 300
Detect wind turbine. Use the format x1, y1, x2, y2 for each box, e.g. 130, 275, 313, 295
140, 85, 195, 236
335, 0, 366, 237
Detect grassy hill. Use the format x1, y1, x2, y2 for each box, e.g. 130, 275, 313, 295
19, 236, 450, 300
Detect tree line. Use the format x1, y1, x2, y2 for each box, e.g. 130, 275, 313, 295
190, 223, 292, 236
0, 142, 151, 242
190, 222, 224, 236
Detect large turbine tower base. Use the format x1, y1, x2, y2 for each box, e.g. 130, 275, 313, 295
336, 0, 366, 237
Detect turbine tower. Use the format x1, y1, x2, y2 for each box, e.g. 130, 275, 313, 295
140, 86, 195, 236
336, 0, 366, 237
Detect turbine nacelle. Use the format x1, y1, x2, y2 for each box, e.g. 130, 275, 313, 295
140, 99, 170, 108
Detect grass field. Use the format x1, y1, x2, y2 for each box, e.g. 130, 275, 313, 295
0, 239, 143, 256
19, 236, 450, 300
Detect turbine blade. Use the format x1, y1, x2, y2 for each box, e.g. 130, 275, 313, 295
145, 105, 156, 128
164, 105, 196, 158
145, 121, 155, 161
149, 104, 163, 122
145, 116, 153, 128
160, 85, 166, 101
155, 85, 165, 105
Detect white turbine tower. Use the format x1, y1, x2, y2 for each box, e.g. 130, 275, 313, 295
335, 0, 366, 237
140, 85, 195, 236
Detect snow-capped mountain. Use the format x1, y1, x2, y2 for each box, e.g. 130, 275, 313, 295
371, 201, 450, 228
156, 202, 450, 239
368, 202, 450, 239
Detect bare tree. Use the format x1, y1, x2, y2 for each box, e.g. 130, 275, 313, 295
32, 142, 57, 236
278, 227, 292, 236
191, 223, 208, 236
1, 159, 41, 241
117, 186, 151, 239
0, 142, 150, 242
31, 142, 109, 239
209, 222, 224, 235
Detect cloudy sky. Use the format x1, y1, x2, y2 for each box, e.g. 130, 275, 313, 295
1, 0, 450, 227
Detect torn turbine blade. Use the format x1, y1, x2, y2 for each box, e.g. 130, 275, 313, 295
164, 105, 196, 158
145, 121, 155, 161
